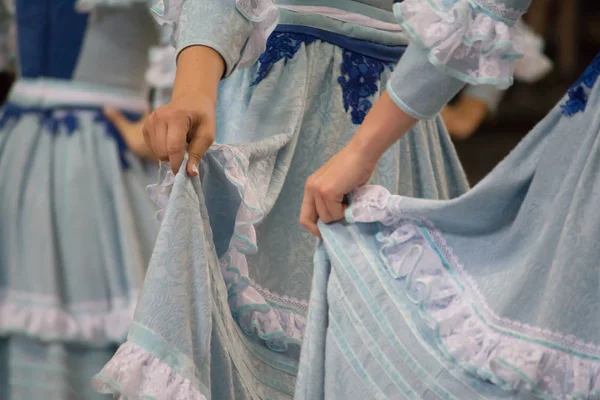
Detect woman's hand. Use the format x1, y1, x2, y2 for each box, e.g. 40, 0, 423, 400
299, 143, 377, 237
299, 92, 418, 237
143, 92, 216, 175
104, 107, 156, 161
143, 45, 225, 176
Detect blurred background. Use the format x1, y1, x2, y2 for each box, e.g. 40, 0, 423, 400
452, 0, 599, 184
0, 0, 596, 186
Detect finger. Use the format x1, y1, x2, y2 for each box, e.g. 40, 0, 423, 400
186, 130, 212, 177
299, 191, 321, 238
154, 118, 169, 162
166, 118, 188, 175
186, 115, 215, 176
142, 113, 157, 157
323, 196, 346, 223
314, 195, 334, 224
103, 106, 131, 133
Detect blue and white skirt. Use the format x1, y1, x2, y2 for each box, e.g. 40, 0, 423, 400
93, 28, 469, 399
295, 53, 600, 399
0, 78, 159, 399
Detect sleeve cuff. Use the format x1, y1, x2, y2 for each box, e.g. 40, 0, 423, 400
387, 44, 465, 120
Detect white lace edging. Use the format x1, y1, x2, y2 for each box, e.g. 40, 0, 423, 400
75, 0, 146, 12
512, 19, 553, 83
93, 341, 207, 400
0, 290, 137, 344
146, 146, 306, 352
348, 185, 600, 400
394, 0, 526, 88
150, 0, 278, 69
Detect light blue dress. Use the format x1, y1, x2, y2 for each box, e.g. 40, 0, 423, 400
0, 1, 161, 398
89, 0, 511, 398
297, 50, 600, 399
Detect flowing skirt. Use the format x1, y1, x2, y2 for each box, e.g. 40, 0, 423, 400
295, 53, 600, 399
94, 31, 468, 399
0, 78, 158, 399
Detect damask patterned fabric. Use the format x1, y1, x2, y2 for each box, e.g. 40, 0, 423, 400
0, 3, 160, 399
296, 53, 600, 399
94, 36, 469, 399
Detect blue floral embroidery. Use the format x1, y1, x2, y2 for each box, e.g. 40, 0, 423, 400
253, 32, 393, 124
252, 32, 317, 86
338, 50, 393, 124
45, 111, 79, 135
561, 52, 600, 116
0, 104, 137, 169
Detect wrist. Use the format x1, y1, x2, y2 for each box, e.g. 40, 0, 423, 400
173, 45, 224, 102
344, 136, 382, 171
345, 91, 419, 167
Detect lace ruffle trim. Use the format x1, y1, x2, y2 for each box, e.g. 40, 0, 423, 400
394, 0, 526, 88
0, 290, 137, 344
347, 185, 600, 400
93, 341, 207, 400
512, 19, 552, 83
146, 146, 306, 352
150, 0, 278, 69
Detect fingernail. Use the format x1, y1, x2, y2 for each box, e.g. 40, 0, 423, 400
190, 164, 199, 176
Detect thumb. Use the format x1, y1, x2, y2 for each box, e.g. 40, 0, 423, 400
185, 113, 216, 176
103, 106, 131, 133
186, 125, 214, 177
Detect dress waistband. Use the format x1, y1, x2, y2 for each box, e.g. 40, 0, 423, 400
275, 25, 406, 63
278, 8, 408, 47
278, 5, 401, 31
8, 78, 149, 112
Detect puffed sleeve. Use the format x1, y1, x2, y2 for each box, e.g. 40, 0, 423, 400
150, 0, 278, 77
387, 0, 532, 119
512, 19, 552, 83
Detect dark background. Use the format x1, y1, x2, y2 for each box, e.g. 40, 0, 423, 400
455, 0, 598, 184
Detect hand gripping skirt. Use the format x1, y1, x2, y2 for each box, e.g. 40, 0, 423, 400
93, 29, 469, 399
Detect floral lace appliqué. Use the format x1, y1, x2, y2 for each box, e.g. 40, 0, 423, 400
561, 52, 600, 116
251, 32, 317, 86
252, 32, 393, 124
0, 104, 135, 169
338, 51, 393, 125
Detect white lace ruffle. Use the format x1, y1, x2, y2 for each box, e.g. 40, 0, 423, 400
0, 290, 137, 343
348, 185, 600, 400
150, 0, 278, 69
75, 0, 147, 12
93, 341, 207, 400
146, 146, 306, 352
394, 0, 525, 88
512, 19, 552, 83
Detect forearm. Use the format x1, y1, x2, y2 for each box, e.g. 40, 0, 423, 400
172, 45, 225, 102
346, 92, 418, 165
